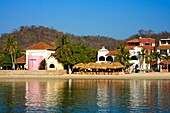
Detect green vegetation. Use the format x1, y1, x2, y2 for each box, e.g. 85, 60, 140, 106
0, 36, 23, 69
39, 59, 46, 70
115, 45, 130, 69
54, 35, 97, 73
162, 53, 170, 71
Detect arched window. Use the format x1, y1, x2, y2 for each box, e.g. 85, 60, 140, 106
49, 64, 55, 68
131, 56, 138, 60
99, 56, 105, 61
106, 56, 113, 62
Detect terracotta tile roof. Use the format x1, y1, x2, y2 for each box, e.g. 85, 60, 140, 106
15, 55, 26, 64
106, 51, 116, 56
139, 38, 155, 43
160, 60, 170, 65
26, 42, 55, 50
157, 45, 170, 49
140, 46, 154, 50
125, 46, 135, 50
126, 39, 140, 43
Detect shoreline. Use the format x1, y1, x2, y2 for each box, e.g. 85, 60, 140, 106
0, 71, 170, 80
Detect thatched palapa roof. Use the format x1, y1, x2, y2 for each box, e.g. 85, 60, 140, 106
73, 62, 125, 69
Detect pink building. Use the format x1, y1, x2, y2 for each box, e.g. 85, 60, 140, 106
25, 42, 56, 70
28, 56, 43, 70
15, 42, 64, 70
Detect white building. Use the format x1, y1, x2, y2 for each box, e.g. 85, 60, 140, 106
157, 38, 170, 55
157, 38, 170, 72
129, 46, 142, 69
96, 46, 115, 63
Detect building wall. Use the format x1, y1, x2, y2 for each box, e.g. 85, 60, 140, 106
97, 47, 109, 63
28, 56, 43, 70
46, 56, 64, 70
25, 50, 55, 70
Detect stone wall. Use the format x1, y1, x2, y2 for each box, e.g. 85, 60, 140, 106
0, 70, 67, 75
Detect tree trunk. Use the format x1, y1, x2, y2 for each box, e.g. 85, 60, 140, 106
14, 50, 16, 70
10, 51, 14, 70
167, 61, 169, 72
68, 65, 72, 74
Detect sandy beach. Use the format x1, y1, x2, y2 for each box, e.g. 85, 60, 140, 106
0, 70, 170, 80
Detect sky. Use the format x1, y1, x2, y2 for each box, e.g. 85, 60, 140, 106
1, 0, 170, 40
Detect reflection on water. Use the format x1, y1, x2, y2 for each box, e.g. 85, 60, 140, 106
0, 79, 169, 112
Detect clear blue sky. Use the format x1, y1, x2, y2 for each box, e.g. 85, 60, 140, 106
1, 0, 170, 39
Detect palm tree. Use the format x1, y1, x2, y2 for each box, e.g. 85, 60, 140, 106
162, 53, 170, 72
137, 49, 146, 70
145, 50, 151, 72
3, 36, 17, 69
55, 35, 74, 74
157, 52, 163, 71
152, 52, 161, 71
115, 45, 130, 69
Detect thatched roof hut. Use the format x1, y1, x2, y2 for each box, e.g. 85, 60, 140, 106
109, 62, 125, 69
73, 62, 125, 71
73, 63, 86, 69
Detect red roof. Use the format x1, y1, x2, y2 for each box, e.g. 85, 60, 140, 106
139, 38, 155, 43
26, 42, 55, 50
157, 45, 170, 49
125, 46, 135, 50
106, 51, 116, 56
15, 55, 26, 64
127, 39, 140, 43
140, 46, 154, 50
160, 60, 170, 65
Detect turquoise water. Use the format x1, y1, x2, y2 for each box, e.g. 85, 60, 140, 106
0, 79, 170, 112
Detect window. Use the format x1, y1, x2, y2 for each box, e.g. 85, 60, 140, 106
131, 56, 138, 60
99, 56, 105, 61
160, 49, 167, 54
144, 43, 149, 46
106, 56, 113, 62
168, 40, 170, 44
161, 41, 166, 44
49, 64, 55, 68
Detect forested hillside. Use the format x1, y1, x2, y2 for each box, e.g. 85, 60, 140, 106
0, 26, 123, 50
1, 26, 170, 50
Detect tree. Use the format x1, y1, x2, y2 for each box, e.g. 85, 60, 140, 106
157, 52, 163, 71
55, 35, 98, 74
39, 59, 46, 70
3, 36, 17, 69
0, 50, 12, 69
115, 45, 130, 69
147, 30, 154, 37
145, 50, 151, 72
71, 44, 97, 63
55, 35, 74, 74
152, 52, 161, 71
138, 29, 145, 36
137, 49, 146, 70
162, 53, 170, 72
0, 54, 12, 69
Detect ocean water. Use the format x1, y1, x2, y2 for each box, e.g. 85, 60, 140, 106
0, 79, 169, 112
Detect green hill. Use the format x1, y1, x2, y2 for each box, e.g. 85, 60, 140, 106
1, 25, 170, 50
